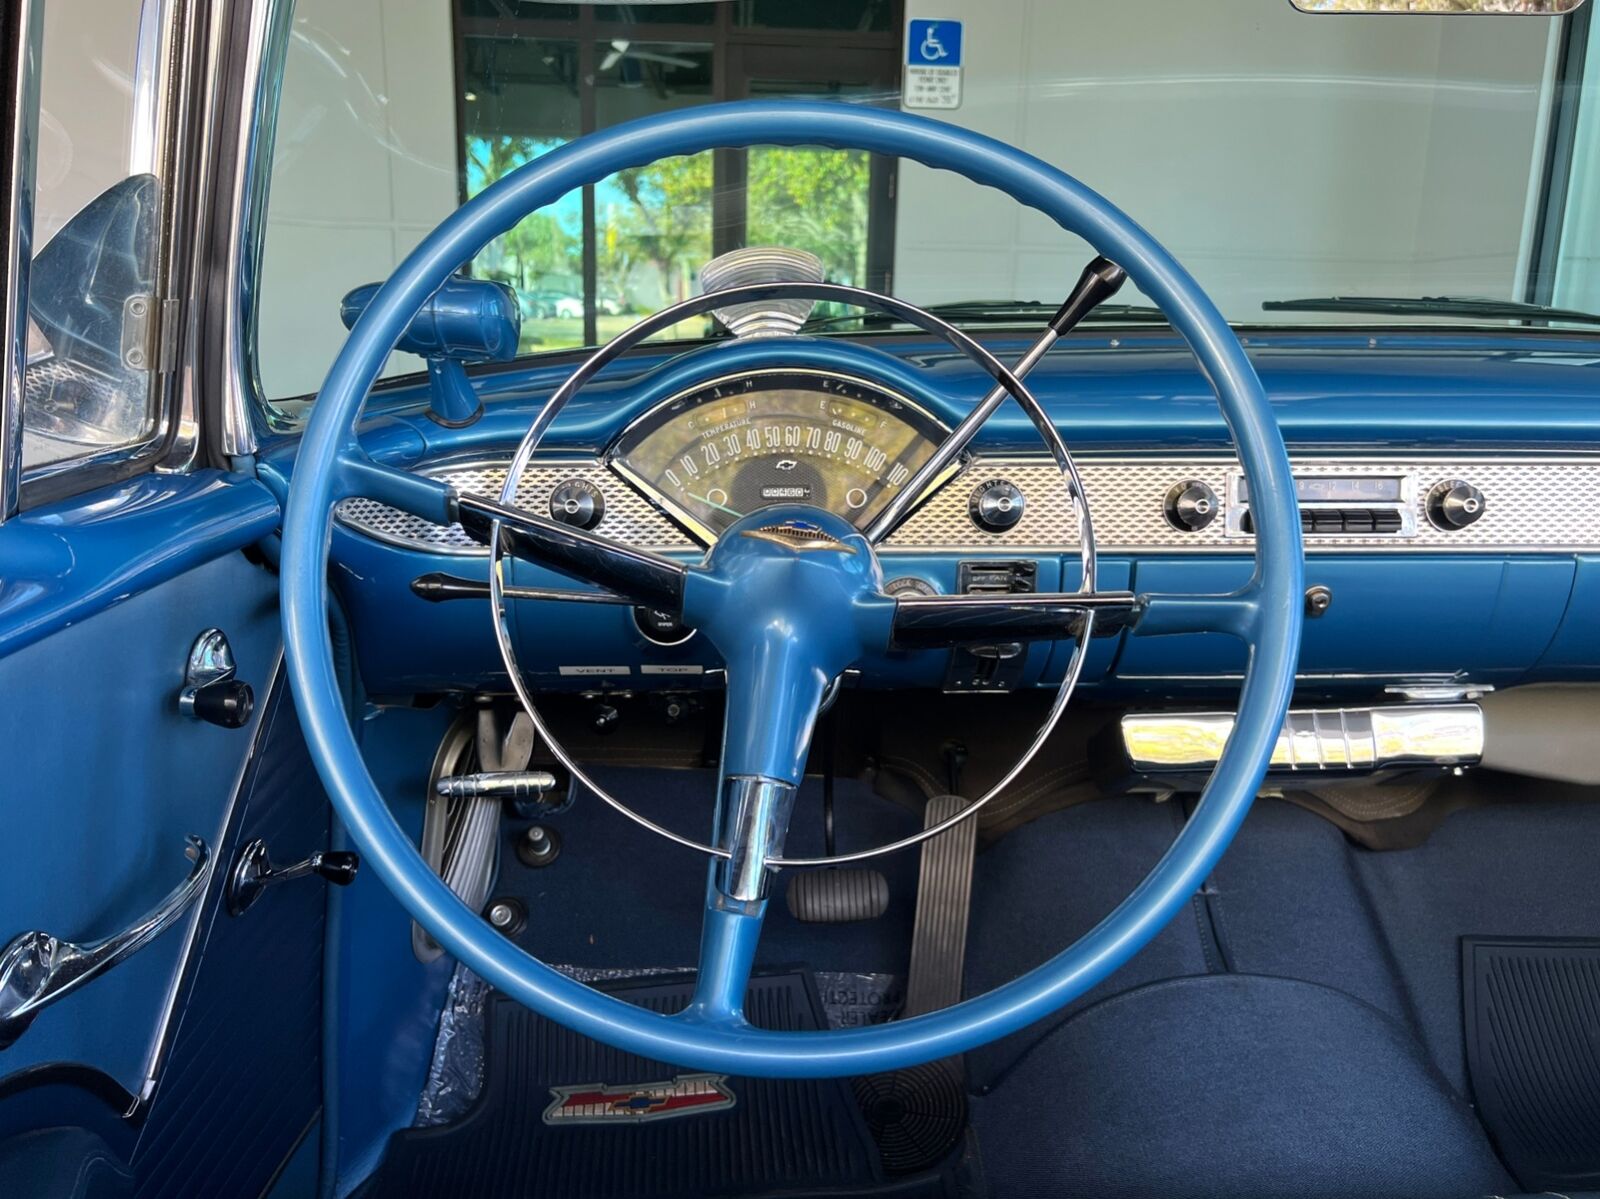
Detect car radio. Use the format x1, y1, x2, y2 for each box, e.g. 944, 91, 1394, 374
1227, 470, 1417, 538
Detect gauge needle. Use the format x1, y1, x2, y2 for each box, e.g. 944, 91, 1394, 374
688, 492, 743, 518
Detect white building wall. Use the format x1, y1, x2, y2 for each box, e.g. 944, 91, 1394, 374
894, 0, 1554, 318
257, 0, 459, 398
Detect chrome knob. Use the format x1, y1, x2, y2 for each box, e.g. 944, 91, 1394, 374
548, 478, 605, 531
969, 479, 1026, 533
1426, 479, 1485, 530
1165, 480, 1218, 532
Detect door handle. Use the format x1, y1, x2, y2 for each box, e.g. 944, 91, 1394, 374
0, 836, 211, 1049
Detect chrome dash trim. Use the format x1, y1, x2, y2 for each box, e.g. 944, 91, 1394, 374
1121, 703, 1484, 773
336, 456, 687, 553
336, 452, 1600, 556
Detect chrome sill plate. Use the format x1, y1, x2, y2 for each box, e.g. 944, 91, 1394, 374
1121, 704, 1484, 773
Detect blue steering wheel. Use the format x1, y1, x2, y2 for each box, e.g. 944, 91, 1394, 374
282, 100, 1304, 1079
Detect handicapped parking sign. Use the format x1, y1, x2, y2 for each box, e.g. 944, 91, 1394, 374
904, 19, 963, 109
909, 19, 962, 66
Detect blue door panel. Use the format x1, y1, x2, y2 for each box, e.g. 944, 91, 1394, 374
0, 472, 280, 659
0, 458, 287, 1104
128, 677, 327, 1199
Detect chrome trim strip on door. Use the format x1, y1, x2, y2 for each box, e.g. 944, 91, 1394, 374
0, 0, 43, 522
133, 650, 283, 1113
217, 0, 293, 457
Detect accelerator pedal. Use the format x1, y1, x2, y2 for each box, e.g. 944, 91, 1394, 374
903, 795, 978, 1017
854, 795, 976, 1176
785, 868, 889, 923
1463, 936, 1600, 1192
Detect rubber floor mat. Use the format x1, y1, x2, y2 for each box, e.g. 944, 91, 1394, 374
1463, 937, 1600, 1192
371, 972, 885, 1199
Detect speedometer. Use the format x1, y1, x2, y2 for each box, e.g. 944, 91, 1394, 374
608, 369, 949, 542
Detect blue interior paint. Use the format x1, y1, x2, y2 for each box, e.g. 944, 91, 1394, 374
326, 704, 456, 1199
255, 333, 1600, 470
341, 277, 520, 427
0, 549, 279, 1096
278, 100, 1303, 1077
1118, 555, 1577, 684
0, 472, 280, 659
1531, 553, 1600, 679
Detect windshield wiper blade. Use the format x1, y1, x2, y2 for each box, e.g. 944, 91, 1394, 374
802, 300, 1168, 333
1261, 294, 1600, 328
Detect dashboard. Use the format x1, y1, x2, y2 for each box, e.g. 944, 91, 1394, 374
288, 331, 1600, 699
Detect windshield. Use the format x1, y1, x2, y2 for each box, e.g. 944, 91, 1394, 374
256, 0, 1600, 400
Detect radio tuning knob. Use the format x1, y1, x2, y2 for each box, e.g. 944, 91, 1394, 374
1164, 480, 1218, 532
1426, 480, 1485, 530
548, 478, 606, 531
969, 479, 1026, 533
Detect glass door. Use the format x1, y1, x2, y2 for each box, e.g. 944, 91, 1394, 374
718, 42, 900, 295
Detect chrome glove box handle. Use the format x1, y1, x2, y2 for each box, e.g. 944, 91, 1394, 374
0, 836, 211, 1048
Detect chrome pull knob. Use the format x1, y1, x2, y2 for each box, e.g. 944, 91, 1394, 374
179, 629, 254, 729
434, 770, 559, 803
227, 840, 359, 917
0, 837, 211, 1048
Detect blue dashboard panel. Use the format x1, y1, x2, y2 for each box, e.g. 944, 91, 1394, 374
1116, 555, 1576, 687
263, 331, 1600, 699
272, 331, 1600, 460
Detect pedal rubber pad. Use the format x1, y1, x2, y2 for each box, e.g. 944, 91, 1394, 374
785, 868, 889, 923
903, 795, 978, 1017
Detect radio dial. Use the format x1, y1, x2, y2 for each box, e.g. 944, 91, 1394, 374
1425, 480, 1485, 530
1165, 480, 1218, 532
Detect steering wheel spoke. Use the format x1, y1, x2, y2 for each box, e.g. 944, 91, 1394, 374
454, 491, 688, 611
334, 448, 455, 525
1134, 588, 1262, 640
890, 590, 1140, 650
679, 658, 822, 1026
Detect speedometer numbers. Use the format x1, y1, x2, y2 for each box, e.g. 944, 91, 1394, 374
608, 370, 949, 542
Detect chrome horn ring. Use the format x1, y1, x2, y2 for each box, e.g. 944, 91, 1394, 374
488, 280, 1097, 867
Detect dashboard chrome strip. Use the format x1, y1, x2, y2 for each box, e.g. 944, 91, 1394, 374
335, 453, 1600, 556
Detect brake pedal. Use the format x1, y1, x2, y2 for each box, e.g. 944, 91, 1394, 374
785, 868, 889, 923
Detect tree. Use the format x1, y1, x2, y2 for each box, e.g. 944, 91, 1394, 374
464, 135, 580, 290
746, 148, 871, 286
609, 153, 715, 304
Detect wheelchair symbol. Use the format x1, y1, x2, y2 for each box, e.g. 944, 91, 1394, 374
919, 24, 950, 62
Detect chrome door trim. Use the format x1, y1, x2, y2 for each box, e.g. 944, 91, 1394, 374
0, 0, 43, 522
133, 650, 283, 1113
214, 0, 293, 459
